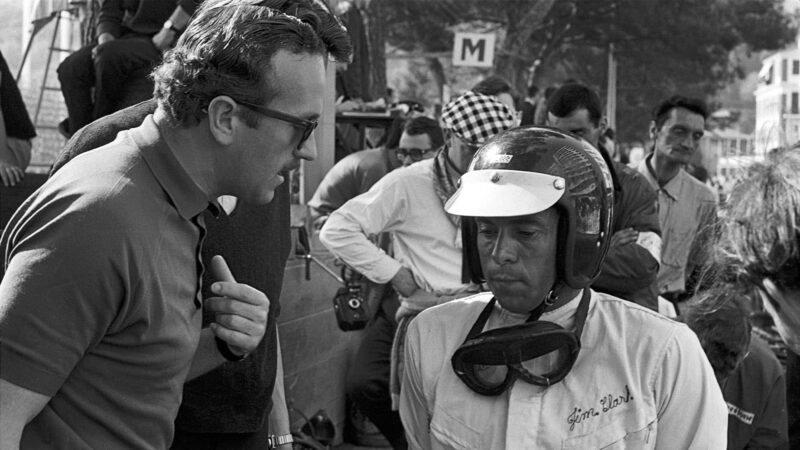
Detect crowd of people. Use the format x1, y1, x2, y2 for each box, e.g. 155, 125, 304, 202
1, 0, 800, 449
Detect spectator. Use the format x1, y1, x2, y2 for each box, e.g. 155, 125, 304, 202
472, 75, 517, 114
533, 85, 558, 125
320, 91, 515, 449
394, 116, 443, 167
546, 83, 661, 310
308, 117, 406, 228
57, 0, 198, 137
683, 288, 789, 449
716, 145, 800, 448
519, 83, 539, 125
0, 2, 349, 448
400, 126, 726, 448
47, 3, 351, 449
601, 127, 617, 160
635, 95, 717, 307
0, 51, 35, 187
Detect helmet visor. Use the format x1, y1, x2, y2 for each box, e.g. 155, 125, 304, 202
445, 169, 565, 217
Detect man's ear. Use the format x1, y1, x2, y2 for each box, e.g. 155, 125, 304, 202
648, 120, 658, 141
207, 96, 237, 145
599, 116, 608, 134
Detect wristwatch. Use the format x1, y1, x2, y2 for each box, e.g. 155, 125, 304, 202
267, 433, 294, 449
163, 19, 182, 34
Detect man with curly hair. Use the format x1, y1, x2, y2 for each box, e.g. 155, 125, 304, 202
0, 1, 350, 448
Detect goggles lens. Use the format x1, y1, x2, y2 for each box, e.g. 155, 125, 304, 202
451, 290, 590, 396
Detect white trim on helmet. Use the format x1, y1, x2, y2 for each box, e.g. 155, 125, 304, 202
445, 169, 566, 217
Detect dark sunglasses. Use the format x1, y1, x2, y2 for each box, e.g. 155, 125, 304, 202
237, 100, 318, 149
395, 147, 433, 161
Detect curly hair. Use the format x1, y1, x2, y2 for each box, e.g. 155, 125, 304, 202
153, 0, 352, 128
716, 146, 800, 291
682, 287, 752, 381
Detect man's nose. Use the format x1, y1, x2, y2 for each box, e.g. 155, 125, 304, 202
296, 134, 317, 161
490, 231, 517, 263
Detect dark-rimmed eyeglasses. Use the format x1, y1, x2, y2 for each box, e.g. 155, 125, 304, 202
395, 147, 433, 162
237, 100, 318, 149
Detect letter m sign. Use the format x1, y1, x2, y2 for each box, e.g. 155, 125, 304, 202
452, 32, 495, 67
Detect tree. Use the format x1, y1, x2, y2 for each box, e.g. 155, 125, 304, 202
381, 0, 797, 141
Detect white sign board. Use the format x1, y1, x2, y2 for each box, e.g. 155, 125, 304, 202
452, 32, 495, 67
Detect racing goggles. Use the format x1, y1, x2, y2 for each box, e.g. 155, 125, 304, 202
451, 288, 590, 396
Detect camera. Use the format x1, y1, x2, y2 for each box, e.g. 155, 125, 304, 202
332, 266, 369, 331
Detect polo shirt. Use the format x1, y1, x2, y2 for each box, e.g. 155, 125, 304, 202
400, 290, 727, 449
0, 115, 210, 449
636, 155, 717, 294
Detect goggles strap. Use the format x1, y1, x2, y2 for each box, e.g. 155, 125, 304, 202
572, 288, 592, 339
465, 288, 558, 343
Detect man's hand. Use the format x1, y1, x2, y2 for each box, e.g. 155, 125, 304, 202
609, 228, 639, 248
391, 266, 419, 298
0, 159, 23, 186
205, 255, 269, 357
151, 28, 176, 52
91, 33, 115, 59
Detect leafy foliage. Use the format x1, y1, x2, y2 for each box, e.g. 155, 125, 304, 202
380, 0, 797, 141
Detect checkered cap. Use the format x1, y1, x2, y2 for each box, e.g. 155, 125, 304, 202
441, 91, 516, 146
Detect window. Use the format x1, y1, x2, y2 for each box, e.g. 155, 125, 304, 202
794, 60, 800, 75
783, 59, 789, 82
792, 92, 799, 114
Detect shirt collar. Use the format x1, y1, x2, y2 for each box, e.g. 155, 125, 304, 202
130, 115, 217, 220
640, 154, 681, 201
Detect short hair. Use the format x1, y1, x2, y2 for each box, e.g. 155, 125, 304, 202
153, 0, 352, 128
377, 117, 406, 149
546, 83, 603, 127
403, 116, 444, 149
651, 95, 709, 130
472, 75, 515, 97
717, 146, 800, 290
682, 287, 752, 381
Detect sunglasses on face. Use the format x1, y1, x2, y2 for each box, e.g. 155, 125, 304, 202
395, 147, 433, 161
236, 100, 318, 149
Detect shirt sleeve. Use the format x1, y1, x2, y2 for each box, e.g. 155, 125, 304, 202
177, 0, 200, 16
653, 325, 728, 449
96, 0, 124, 38
318, 172, 408, 284
308, 157, 360, 220
687, 191, 718, 270
594, 172, 661, 303
0, 200, 127, 396
748, 360, 789, 448
399, 317, 433, 450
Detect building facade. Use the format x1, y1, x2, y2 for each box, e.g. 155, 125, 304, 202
754, 43, 800, 151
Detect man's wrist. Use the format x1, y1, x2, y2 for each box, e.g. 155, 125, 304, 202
163, 19, 182, 34
267, 433, 293, 449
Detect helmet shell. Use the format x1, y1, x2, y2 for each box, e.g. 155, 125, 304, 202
447, 126, 614, 289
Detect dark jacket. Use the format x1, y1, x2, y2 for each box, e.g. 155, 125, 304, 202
592, 157, 661, 311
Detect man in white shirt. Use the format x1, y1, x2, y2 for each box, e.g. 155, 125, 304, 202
635, 95, 717, 303
319, 91, 515, 448
400, 126, 727, 449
